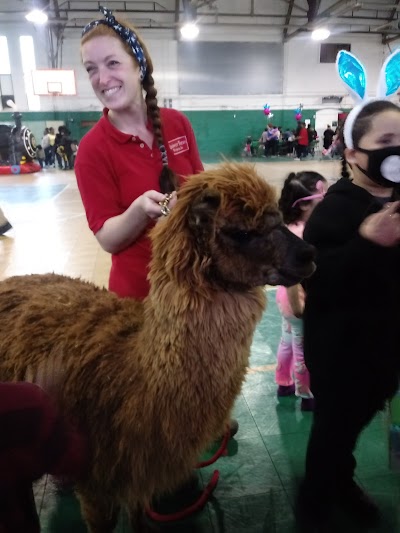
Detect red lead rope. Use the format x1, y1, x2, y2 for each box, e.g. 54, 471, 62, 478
196, 426, 230, 468
145, 427, 230, 523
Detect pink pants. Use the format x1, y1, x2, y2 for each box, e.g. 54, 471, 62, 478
275, 315, 313, 399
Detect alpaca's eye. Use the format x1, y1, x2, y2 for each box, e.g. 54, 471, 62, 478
232, 231, 249, 242
226, 230, 251, 243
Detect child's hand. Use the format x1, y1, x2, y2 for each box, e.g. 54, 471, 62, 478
359, 201, 400, 247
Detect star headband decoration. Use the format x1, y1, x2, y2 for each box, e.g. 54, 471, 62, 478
82, 6, 148, 81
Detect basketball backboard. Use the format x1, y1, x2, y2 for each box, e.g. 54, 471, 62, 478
32, 69, 76, 96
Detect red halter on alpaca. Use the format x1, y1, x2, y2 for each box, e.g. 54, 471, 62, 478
146, 426, 230, 522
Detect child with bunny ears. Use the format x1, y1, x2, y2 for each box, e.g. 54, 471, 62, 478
296, 50, 400, 531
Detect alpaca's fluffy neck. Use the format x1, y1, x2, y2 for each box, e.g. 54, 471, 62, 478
141, 282, 266, 378
125, 280, 266, 499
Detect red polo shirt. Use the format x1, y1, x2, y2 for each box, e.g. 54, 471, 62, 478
75, 108, 203, 300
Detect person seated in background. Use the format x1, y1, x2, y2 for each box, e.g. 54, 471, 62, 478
283, 128, 295, 156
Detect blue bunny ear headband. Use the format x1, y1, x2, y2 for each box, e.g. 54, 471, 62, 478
336, 49, 400, 148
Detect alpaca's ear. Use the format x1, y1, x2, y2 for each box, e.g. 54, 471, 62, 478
189, 190, 221, 227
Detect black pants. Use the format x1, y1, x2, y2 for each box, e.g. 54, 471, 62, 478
0, 484, 40, 533
304, 374, 398, 502
295, 144, 307, 159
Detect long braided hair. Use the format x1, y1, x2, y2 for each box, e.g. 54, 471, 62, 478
81, 16, 179, 194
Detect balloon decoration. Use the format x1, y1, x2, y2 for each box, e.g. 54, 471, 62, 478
294, 103, 303, 121
263, 103, 271, 116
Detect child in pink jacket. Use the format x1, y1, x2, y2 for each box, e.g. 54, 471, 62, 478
275, 171, 327, 411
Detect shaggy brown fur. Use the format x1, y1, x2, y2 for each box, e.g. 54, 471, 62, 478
0, 162, 314, 532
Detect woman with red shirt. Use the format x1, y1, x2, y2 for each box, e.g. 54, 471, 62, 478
75, 8, 238, 450
75, 7, 203, 300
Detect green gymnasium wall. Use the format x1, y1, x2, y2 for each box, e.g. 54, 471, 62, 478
184, 109, 317, 160
0, 108, 317, 160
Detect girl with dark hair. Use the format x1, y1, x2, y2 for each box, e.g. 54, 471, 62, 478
275, 171, 327, 412
297, 99, 400, 531
75, 7, 203, 300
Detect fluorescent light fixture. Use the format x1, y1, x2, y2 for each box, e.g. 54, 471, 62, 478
180, 22, 199, 40
311, 28, 330, 40
6, 99, 17, 110
25, 9, 48, 24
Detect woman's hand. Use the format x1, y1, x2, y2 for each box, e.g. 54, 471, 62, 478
359, 201, 400, 247
96, 190, 178, 254
137, 190, 177, 220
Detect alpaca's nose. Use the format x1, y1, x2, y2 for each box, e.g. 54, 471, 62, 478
296, 243, 316, 264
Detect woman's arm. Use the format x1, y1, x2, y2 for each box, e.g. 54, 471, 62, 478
75, 138, 177, 254
95, 190, 176, 254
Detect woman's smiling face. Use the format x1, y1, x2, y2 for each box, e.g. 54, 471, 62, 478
82, 35, 142, 112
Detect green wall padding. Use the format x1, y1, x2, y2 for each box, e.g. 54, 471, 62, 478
184, 109, 317, 160
0, 108, 320, 160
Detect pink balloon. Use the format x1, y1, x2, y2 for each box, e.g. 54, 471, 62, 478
264, 109, 270, 115
295, 113, 302, 120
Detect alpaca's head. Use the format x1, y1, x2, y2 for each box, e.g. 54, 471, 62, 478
150, 162, 315, 291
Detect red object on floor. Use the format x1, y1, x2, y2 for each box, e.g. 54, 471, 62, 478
0, 162, 41, 175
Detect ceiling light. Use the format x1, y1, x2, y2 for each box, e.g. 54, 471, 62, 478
311, 28, 331, 41
6, 99, 17, 110
180, 22, 199, 40
25, 9, 48, 24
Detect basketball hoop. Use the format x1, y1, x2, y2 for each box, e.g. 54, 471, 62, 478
47, 81, 62, 96
31, 70, 76, 96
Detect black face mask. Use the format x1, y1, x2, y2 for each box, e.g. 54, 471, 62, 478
356, 146, 400, 187
355, 145, 400, 188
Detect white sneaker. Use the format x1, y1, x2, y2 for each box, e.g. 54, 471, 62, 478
294, 157, 300, 161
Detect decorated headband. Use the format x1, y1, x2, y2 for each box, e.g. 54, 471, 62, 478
336, 49, 400, 149
82, 6, 148, 81
291, 179, 325, 208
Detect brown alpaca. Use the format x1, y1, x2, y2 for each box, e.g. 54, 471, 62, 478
0, 162, 314, 532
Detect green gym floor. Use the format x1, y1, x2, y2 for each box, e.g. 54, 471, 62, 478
33, 290, 400, 533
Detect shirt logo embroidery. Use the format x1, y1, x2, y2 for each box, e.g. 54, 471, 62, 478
168, 136, 189, 155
